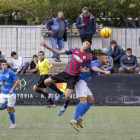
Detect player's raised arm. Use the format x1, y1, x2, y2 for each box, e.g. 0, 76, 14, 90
92, 66, 110, 75
41, 42, 66, 55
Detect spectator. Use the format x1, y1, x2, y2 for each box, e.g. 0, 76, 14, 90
0, 51, 11, 68
0, 51, 7, 61
46, 11, 70, 62
0, 60, 3, 70
76, 7, 96, 43
101, 49, 114, 74
28, 54, 39, 74
119, 48, 139, 74
11, 51, 29, 74
88, 49, 97, 61
108, 40, 123, 63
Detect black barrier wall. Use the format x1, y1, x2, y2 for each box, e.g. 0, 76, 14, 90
1, 74, 140, 105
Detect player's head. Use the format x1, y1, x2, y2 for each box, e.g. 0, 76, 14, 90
38, 51, 44, 60
82, 7, 89, 17
110, 40, 117, 48
33, 54, 38, 62
0, 60, 7, 71
98, 52, 108, 65
82, 39, 92, 51
58, 11, 64, 19
126, 48, 132, 57
11, 51, 18, 59
88, 49, 94, 57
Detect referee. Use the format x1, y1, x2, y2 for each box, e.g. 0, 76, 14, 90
27, 51, 65, 107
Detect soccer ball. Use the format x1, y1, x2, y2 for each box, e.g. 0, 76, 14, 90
100, 27, 112, 38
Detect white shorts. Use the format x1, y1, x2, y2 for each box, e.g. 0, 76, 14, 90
0, 93, 16, 107
75, 80, 92, 98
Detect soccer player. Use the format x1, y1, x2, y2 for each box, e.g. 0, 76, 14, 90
70, 52, 111, 131
41, 39, 92, 115
0, 60, 20, 129
26, 51, 65, 107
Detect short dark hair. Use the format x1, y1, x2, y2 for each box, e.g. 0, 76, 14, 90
110, 40, 117, 45
126, 48, 132, 52
38, 51, 44, 55
0, 51, 1, 55
88, 49, 94, 55
0, 59, 7, 64
83, 39, 92, 45
33, 54, 38, 58
98, 52, 108, 58
11, 51, 17, 57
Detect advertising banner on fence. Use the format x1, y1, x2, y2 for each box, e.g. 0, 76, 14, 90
1, 74, 140, 105
14, 75, 78, 105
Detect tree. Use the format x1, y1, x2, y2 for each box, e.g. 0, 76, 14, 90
0, 0, 17, 25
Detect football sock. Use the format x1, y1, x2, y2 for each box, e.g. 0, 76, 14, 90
73, 103, 85, 122
49, 98, 54, 105
64, 99, 70, 108
36, 89, 48, 98
80, 101, 92, 118
9, 112, 15, 124
49, 84, 63, 95
1, 104, 7, 110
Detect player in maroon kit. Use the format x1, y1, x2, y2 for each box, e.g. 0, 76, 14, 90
41, 39, 92, 116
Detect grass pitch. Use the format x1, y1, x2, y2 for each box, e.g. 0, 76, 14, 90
0, 106, 140, 140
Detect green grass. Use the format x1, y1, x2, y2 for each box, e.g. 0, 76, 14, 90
0, 106, 140, 140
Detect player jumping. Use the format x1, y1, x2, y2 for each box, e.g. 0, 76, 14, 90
41, 39, 92, 115
70, 52, 111, 131
0, 60, 20, 129
26, 51, 65, 107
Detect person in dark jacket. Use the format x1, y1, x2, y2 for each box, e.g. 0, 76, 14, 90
108, 40, 123, 63
76, 7, 96, 43
46, 11, 70, 62
27, 55, 39, 74
119, 48, 139, 74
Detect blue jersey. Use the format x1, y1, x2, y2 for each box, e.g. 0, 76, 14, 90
64, 48, 92, 76
0, 69, 19, 94
79, 60, 100, 83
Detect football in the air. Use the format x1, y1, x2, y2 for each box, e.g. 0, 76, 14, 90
100, 27, 112, 38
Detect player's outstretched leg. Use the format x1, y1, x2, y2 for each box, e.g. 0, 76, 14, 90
57, 99, 70, 116
49, 83, 65, 101
0, 104, 7, 110
7, 94, 16, 129
33, 85, 55, 106
78, 95, 94, 128
70, 101, 86, 131
58, 89, 72, 116
7, 106, 16, 129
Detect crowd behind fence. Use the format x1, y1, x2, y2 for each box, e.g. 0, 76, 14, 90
0, 26, 140, 60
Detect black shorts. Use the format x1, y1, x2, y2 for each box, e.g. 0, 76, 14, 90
51, 71, 78, 89
36, 75, 49, 88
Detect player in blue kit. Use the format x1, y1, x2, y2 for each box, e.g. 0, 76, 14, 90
70, 52, 111, 131
0, 60, 20, 129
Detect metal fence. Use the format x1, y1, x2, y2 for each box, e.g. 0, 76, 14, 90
0, 26, 140, 61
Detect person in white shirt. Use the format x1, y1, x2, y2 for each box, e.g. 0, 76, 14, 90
11, 51, 29, 74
